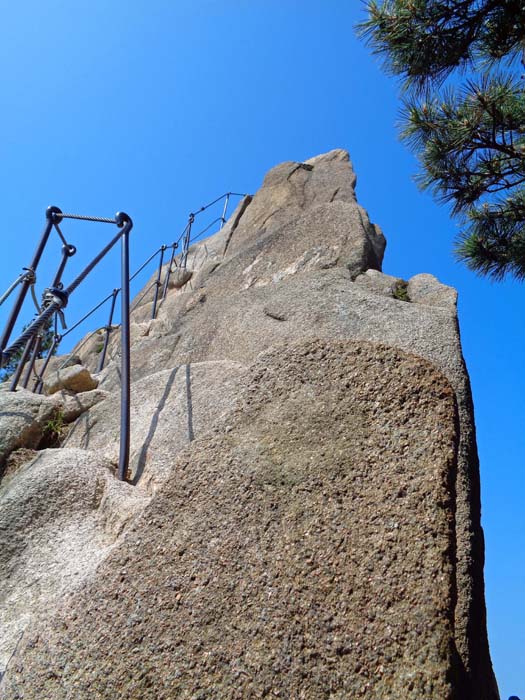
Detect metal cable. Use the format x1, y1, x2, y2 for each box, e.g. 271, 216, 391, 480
129, 247, 163, 282
29, 284, 41, 313
190, 192, 248, 217
175, 220, 191, 247
65, 228, 123, 298
57, 329, 101, 371
130, 281, 157, 312
0, 268, 38, 308
1, 227, 124, 366
57, 213, 118, 224
0, 273, 26, 307
53, 243, 161, 342
58, 245, 162, 341
189, 217, 223, 243
61, 289, 119, 339
1, 193, 244, 371
1, 302, 60, 367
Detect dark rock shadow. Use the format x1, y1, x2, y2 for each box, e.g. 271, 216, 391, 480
185, 363, 194, 443
132, 366, 179, 485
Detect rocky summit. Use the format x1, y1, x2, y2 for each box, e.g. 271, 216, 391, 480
0, 150, 498, 699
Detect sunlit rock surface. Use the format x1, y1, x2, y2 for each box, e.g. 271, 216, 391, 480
0, 150, 498, 699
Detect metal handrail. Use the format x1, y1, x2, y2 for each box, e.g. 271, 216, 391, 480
0, 191, 249, 483
0, 208, 133, 482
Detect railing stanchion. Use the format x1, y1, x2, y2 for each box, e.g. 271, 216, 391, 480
181, 214, 194, 270
116, 213, 133, 482
220, 193, 230, 229
0, 206, 62, 369
161, 242, 178, 301
151, 245, 166, 320
9, 337, 37, 391
19, 243, 76, 392
97, 288, 119, 373
33, 332, 61, 394
21, 335, 42, 389
1, 193, 248, 476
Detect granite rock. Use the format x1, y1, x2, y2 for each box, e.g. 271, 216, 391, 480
44, 364, 99, 395
1, 340, 464, 699
0, 150, 497, 700
0, 448, 147, 678
65, 360, 244, 486
0, 389, 58, 470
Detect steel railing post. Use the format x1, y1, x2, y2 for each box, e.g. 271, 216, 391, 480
33, 333, 61, 394
220, 193, 230, 229
151, 245, 166, 320
8, 336, 37, 391
161, 242, 178, 301
21, 335, 42, 389
17, 243, 77, 392
181, 214, 194, 269
116, 213, 133, 481
0, 206, 61, 360
97, 288, 119, 373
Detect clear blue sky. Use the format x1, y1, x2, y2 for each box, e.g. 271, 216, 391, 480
0, 2, 522, 696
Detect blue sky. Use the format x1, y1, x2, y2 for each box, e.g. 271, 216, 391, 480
0, 2, 523, 696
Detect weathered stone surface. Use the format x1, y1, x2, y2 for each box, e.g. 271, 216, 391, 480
167, 267, 193, 290
225, 150, 367, 259
200, 151, 385, 294
0, 389, 58, 470
129, 320, 152, 346
66, 361, 244, 486
64, 152, 496, 699
408, 272, 458, 309
0, 448, 148, 679
44, 364, 99, 395
64, 328, 108, 374
57, 388, 110, 422
1, 448, 38, 484
0, 362, 243, 683
354, 268, 405, 298
0, 341, 463, 699
101, 268, 465, 392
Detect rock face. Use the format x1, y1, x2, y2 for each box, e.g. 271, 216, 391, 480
0, 150, 498, 699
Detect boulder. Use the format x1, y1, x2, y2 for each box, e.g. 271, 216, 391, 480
408, 272, 458, 309
167, 267, 193, 290
354, 268, 405, 298
56, 388, 110, 422
1, 340, 464, 699
44, 365, 99, 395
0, 361, 243, 680
33, 353, 82, 377
0, 389, 59, 471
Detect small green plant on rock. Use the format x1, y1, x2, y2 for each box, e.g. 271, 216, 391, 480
392, 280, 410, 302
40, 409, 66, 448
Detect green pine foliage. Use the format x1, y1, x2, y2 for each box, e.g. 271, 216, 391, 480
358, 1, 525, 280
